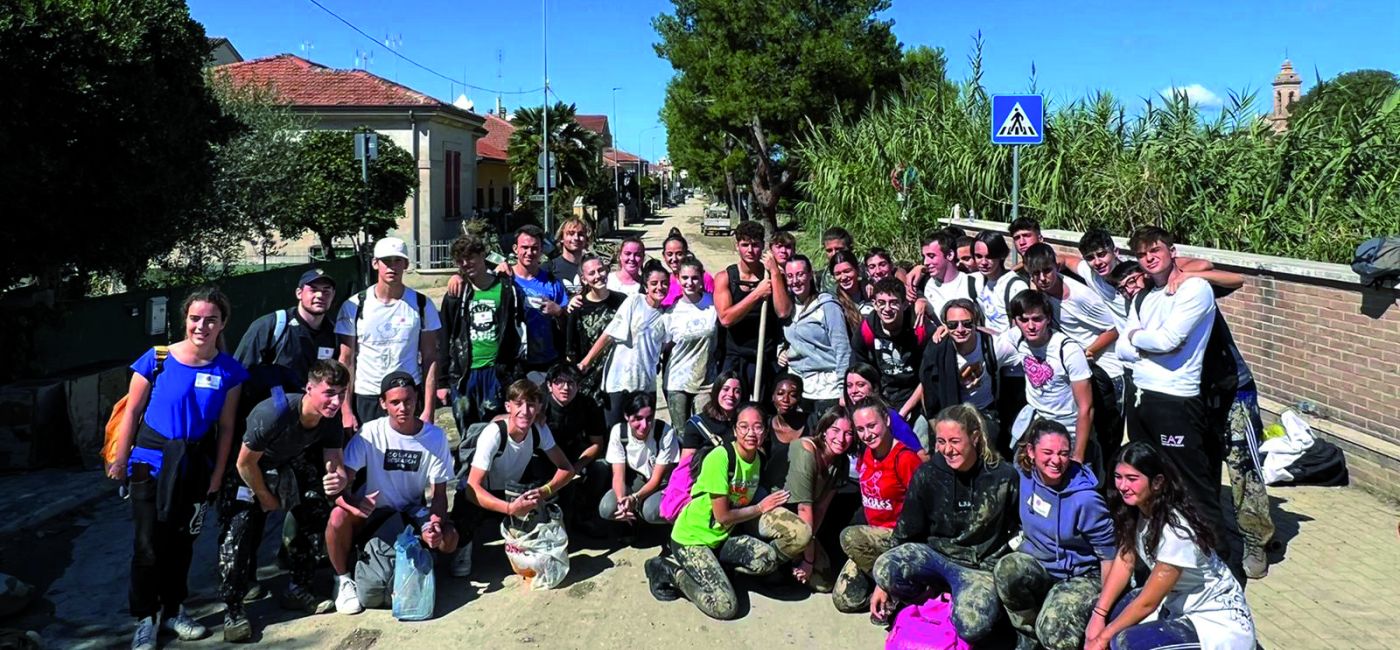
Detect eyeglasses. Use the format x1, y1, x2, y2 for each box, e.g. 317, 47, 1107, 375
945, 319, 974, 330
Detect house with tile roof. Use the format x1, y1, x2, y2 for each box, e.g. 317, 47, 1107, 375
476, 113, 516, 213
214, 53, 487, 261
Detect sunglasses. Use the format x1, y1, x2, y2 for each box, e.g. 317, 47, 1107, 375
945, 319, 974, 330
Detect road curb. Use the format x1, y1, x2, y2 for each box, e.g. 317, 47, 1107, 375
0, 470, 112, 538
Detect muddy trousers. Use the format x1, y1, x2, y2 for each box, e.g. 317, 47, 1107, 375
666, 508, 810, 620
128, 469, 201, 619
993, 552, 1100, 650
1107, 588, 1200, 650
874, 544, 1002, 643
831, 525, 893, 612
1225, 390, 1274, 549
216, 463, 331, 606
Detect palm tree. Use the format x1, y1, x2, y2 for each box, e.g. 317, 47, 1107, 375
507, 102, 605, 208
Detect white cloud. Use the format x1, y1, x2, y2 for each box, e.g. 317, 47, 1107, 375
1160, 84, 1224, 107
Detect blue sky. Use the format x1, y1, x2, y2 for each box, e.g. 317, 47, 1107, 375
190, 0, 1399, 160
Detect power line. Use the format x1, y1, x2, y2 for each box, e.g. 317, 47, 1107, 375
304, 0, 543, 96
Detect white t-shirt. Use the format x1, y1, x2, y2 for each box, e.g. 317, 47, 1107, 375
606, 272, 640, 295
1046, 279, 1124, 378
922, 270, 982, 324
344, 418, 452, 513
1136, 512, 1256, 650
663, 294, 718, 394
470, 421, 559, 491
994, 331, 1091, 438
978, 273, 1030, 334
602, 294, 667, 393
1076, 260, 1128, 327
605, 422, 679, 479
956, 337, 996, 409
335, 287, 443, 396
1117, 278, 1217, 398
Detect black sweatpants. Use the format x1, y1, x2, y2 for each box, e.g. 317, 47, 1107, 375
129, 465, 203, 619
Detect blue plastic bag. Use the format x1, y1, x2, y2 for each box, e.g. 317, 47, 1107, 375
391, 525, 435, 621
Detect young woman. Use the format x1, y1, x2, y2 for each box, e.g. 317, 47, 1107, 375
678, 371, 745, 460
843, 364, 924, 456
662, 257, 717, 426
993, 421, 1115, 650
566, 254, 627, 404
974, 231, 1031, 458
827, 249, 866, 334
1085, 442, 1255, 650
920, 299, 1002, 453
607, 236, 647, 294
831, 399, 923, 615
645, 403, 810, 620
580, 260, 670, 429
660, 229, 714, 307
872, 404, 1019, 643
107, 286, 249, 649
781, 255, 852, 412
783, 406, 854, 592
599, 393, 677, 527
762, 375, 809, 495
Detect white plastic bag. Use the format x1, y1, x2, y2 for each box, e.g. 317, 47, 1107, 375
501, 504, 570, 590
1259, 409, 1315, 486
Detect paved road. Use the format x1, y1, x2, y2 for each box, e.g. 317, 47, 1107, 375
1, 200, 1396, 649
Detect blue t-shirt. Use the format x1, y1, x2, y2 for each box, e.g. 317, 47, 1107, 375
128, 348, 249, 477
513, 269, 568, 365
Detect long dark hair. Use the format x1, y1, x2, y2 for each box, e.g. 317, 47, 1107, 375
1107, 442, 1216, 561
843, 362, 883, 404
702, 370, 747, 421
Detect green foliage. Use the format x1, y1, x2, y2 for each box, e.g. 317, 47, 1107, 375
1290, 69, 1399, 129
508, 101, 604, 219
654, 0, 904, 230
288, 129, 417, 255
797, 42, 1400, 264
0, 0, 233, 294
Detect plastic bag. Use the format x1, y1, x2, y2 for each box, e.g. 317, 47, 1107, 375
391, 525, 435, 621
886, 593, 971, 650
501, 504, 570, 590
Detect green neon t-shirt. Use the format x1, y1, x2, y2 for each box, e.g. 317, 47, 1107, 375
671, 444, 759, 549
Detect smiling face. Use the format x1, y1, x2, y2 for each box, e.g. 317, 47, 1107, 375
663, 240, 687, 272
822, 417, 854, 456
1116, 270, 1147, 299
620, 242, 645, 276
1032, 432, 1072, 487
505, 396, 540, 433
514, 233, 542, 270
305, 379, 347, 419
784, 259, 812, 299
922, 241, 951, 277
459, 251, 487, 279
1015, 306, 1052, 346
185, 300, 226, 349
297, 280, 335, 316
644, 269, 669, 305
944, 306, 976, 345
1085, 247, 1118, 277
679, 265, 704, 298
956, 244, 975, 273
733, 406, 766, 454
772, 379, 801, 415
562, 224, 589, 254
845, 372, 874, 403
716, 378, 742, 415
580, 258, 608, 291
935, 420, 976, 472
852, 405, 889, 449
872, 290, 905, 328
1114, 462, 1159, 509
627, 406, 655, 439
865, 254, 893, 283
833, 261, 859, 292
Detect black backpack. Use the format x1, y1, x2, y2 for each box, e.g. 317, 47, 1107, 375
457, 420, 542, 474
1352, 236, 1400, 288
1132, 290, 1238, 410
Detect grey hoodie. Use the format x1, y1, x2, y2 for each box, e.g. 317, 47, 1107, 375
783, 292, 852, 381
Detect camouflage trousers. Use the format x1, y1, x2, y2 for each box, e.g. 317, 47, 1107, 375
217, 455, 331, 606
993, 552, 1101, 650
1226, 390, 1275, 549
665, 508, 810, 620
873, 544, 1002, 643
832, 525, 893, 613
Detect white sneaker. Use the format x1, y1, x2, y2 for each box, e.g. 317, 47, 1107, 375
451, 542, 473, 577
130, 616, 157, 650
161, 605, 206, 640
335, 576, 363, 615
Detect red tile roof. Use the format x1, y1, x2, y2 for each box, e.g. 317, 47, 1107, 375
214, 54, 471, 114
577, 115, 611, 144
604, 148, 644, 166
477, 113, 515, 162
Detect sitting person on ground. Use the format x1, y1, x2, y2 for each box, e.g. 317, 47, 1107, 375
784, 406, 855, 593
455, 379, 577, 577
993, 420, 1115, 650
218, 360, 351, 642
324, 373, 458, 615
538, 364, 608, 532
677, 371, 745, 464
644, 403, 811, 620
843, 364, 925, 458
599, 393, 678, 527
872, 404, 1019, 642
1084, 442, 1256, 650
832, 398, 924, 616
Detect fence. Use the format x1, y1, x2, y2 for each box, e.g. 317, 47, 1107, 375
415, 240, 457, 270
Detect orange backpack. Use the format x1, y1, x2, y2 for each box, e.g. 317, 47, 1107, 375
102, 346, 169, 468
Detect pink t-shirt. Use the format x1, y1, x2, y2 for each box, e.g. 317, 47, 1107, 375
662, 272, 715, 307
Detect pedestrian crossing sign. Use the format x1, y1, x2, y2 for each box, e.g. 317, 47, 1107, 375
991, 95, 1044, 145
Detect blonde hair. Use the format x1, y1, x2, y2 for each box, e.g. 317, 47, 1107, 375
934, 403, 999, 467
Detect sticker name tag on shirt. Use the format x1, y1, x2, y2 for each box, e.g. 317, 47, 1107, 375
383, 449, 423, 472
1031, 492, 1052, 518
235, 486, 255, 503
317, 346, 335, 360
194, 373, 222, 390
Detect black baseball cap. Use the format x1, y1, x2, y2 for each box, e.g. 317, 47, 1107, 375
298, 268, 336, 288
379, 371, 416, 396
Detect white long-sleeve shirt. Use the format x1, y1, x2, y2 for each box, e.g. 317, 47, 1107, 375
1118, 277, 1216, 397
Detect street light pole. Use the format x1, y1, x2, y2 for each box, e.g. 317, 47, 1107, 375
541, 0, 550, 234
611, 86, 621, 218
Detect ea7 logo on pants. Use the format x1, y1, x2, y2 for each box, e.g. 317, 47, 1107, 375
1160, 435, 1186, 448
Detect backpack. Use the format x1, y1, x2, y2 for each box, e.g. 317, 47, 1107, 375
456, 420, 542, 483
885, 593, 971, 650
659, 416, 735, 521
102, 346, 168, 467
617, 420, 667, 445
1054, 334, 1121, 438
1132, 290, 1238, 409
1352, 236, 1400, 287
354, 289, 428, 356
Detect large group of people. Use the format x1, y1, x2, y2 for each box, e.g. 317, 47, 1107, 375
106, 213, 1272, 650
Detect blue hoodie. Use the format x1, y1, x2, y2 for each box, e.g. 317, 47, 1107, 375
1017, 462, 1116, 580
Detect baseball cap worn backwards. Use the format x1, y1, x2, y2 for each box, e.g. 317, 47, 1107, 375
379, 371, 416, 396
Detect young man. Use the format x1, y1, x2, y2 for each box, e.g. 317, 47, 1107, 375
992, 292, 1096, 461
954, 235, 977, 275
235, 269, 340, 411
439, 233, 524, 431
713, 220, 788, 399
1008, 216, 1045, 258
908, 229, 981, 326
218, 360, 351, 641
542, 217, 591, 296
510, 225, 569, 376
1115, 226, 1235, 568
852, 278, 929, 443
817, 226, 861, 294
335, 237, 442, 430
324, 372, 458, 615
769, 231, 797, 267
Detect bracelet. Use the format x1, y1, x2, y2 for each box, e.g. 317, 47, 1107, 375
541, 484, 553, 497
1093, 607, 1109, 617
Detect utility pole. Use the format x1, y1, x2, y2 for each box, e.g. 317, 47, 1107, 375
541, 0, 551, 234
612, 86, 621, 221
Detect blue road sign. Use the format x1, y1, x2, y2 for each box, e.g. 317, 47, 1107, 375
991, 95, 1044, 145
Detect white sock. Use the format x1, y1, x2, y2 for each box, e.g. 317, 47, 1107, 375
337, 573, 353, 585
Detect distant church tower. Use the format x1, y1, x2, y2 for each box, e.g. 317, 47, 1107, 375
1270, 59, 1302, 133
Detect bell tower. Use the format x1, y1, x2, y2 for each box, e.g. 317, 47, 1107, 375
1270, 59, 1302, 133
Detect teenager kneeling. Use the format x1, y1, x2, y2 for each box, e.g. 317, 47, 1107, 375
599, 393, 677, 527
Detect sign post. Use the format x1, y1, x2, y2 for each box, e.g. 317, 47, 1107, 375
990, 95, 1044, 219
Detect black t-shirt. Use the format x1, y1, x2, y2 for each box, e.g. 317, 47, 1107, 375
853, 311, 925, 411
722, 264, 781, 358
233, 308, 338, 401
242, 393, 342, 469
565, 292, 627, 362
541, 393, 606, 461
543, 255, 582, 295
679, 412, 735, 450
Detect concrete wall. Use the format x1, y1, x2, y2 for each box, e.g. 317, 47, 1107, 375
949, 218, 1400, 501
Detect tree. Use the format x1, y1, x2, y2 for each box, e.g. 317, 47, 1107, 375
287, 129, 417, 256
507, 102, 604, 218
654, 0, 904, 232
1289, 69, 1400, 128
0, 0, 233, 294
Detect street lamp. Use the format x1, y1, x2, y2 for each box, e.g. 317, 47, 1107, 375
639, 124, 662, 210
611, 86, 622, 218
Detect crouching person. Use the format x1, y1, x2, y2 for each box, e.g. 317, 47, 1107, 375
219, 360, 350, 641
324, 372, 458, 615
872, 404, 1019, 643
993, 421, 1115, 650
644, 403, 811, 620
599, 393, 677, 527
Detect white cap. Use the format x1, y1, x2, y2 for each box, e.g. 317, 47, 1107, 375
373, 237, 410, 260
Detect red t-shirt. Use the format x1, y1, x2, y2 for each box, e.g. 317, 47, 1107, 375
858, 441, 923, 529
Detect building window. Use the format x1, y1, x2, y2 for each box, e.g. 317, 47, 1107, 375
445, 150, 462, 218
476, 187, 484, 213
